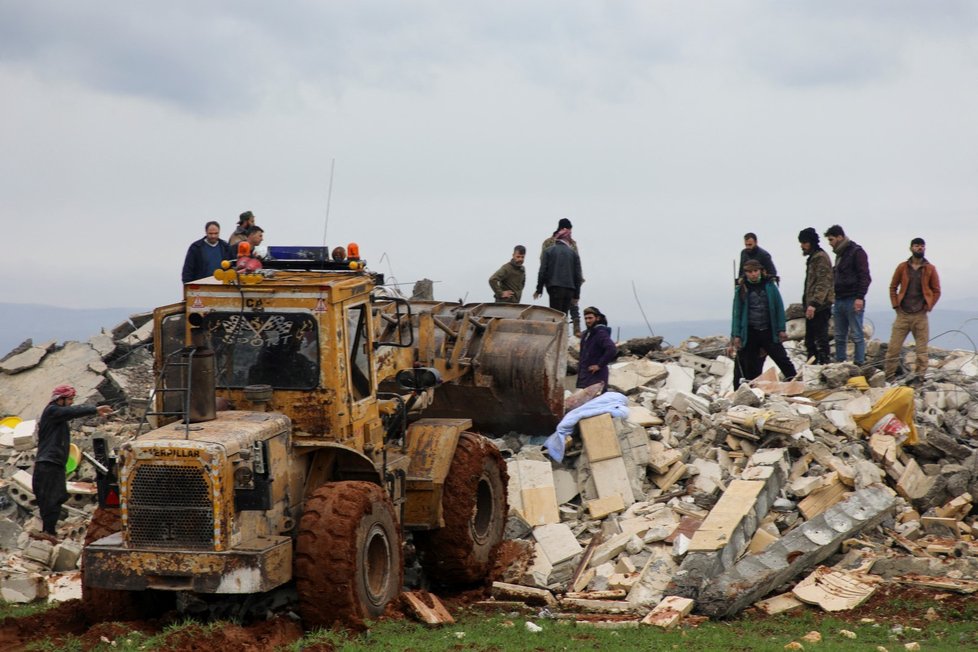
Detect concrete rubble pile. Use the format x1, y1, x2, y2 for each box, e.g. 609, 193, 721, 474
0, 312, 155, 603
3, 306, 978, 629
486, 317, 978, 628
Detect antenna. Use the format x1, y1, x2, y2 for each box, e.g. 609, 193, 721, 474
321, 158, 335, 247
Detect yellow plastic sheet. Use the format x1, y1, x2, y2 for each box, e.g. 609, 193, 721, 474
853, 386, 918, 445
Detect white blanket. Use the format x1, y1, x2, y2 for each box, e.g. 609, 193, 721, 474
545, 392, 630, 462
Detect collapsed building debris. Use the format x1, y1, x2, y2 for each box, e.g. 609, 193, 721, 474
4, 302, 978, 631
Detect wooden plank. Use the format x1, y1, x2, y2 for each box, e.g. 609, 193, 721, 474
896, 459, 936, 501
587, 494, 625, 519
798, 476, 847, 519
578, 414, 621, 463
647, 440, 682, 474
651, 461, 685, 491
564, 590, 626, 600
402, 591, 455, 625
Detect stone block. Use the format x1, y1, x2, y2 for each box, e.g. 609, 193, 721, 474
664, 363, 694, 394
0, 571, 49, 603
533, 523, 583, 565
52, 540, 83, 572
552, 468, 579, 505
579, 414, 621, 463
592, 457, 636, 506
23, 539, 55, 566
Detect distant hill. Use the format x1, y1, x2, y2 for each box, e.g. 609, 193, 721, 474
0, 303, 144, 357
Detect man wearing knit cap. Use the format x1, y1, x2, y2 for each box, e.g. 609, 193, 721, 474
798, 227, 834, 364
885, 237, 941, 381
535, 225, 584, 322
32, 385, 113, 543
540, 218, 584, 336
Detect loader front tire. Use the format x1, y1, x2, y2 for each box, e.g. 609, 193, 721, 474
294, 481, 403, 629
414, 432, 508, 585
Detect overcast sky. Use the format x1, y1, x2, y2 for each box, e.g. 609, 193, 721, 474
1, 2, 976, 332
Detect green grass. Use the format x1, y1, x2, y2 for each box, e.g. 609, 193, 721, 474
298, 610, 978, 652
7, 601, 978, 651
0, 599, 58, 620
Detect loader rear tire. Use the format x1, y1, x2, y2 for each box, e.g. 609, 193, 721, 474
294, 481, 403, 630
414, 432, 508, 585
81, 508, 171, 623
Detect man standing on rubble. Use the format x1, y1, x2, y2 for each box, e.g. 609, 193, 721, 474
182, 221, 231, 284
824, 225, 871, 365
577, 306, 617, 391
534, 228, 583, 325
885, 237, 941, 381
541, 218, 584, 336
489, 245, 526, 303
32, 385, 113, 543
798, 228, 835, 364
729, 260, 797, 386
739, 232, 778, 283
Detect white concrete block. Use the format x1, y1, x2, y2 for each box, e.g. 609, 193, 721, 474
533, 523, 583, 565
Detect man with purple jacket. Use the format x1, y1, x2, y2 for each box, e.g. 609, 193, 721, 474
576, 306, 617, 390
824, 224, 872, 365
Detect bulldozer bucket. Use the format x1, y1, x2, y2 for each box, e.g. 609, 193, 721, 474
403, 302, 568, 435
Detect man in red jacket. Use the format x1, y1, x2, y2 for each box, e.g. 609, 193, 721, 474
885, 238, 941, 381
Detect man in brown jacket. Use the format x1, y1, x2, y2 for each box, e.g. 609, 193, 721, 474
885, 237, 941, 380
799, 228, 834, 364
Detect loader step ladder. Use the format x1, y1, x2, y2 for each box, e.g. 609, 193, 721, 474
139, 346, 200, 438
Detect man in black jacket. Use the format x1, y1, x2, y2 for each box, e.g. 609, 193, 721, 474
534, 231, 583, 320
181, 221, 231, 283
32, 385, 113, 543
825, 224, 872, 365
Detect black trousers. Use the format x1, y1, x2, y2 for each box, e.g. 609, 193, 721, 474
805, 308, 832, 364
32, 461, 68, 535
547, 286, 575, 315
736, 327, 797, 384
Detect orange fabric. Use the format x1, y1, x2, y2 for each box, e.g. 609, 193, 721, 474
889, 260, 941, 310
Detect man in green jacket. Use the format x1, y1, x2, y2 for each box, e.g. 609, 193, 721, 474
489, 245, 526, 303
728, 260, 797, 387
799, 227, 835, 364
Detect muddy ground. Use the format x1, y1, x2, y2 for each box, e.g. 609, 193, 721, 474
1, 583, 974, 651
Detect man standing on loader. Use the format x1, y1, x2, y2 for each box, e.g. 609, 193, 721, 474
540, 218, 584, 336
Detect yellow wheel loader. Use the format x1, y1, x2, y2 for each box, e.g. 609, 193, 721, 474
82, 246, 566, 628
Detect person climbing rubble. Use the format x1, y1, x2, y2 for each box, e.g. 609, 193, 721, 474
728, 259, 796, 386
31, 384, 112, 543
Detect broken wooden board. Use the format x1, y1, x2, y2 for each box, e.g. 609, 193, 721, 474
936, 493, 973, 520
647, 440, 683, 474
791, 566, 879, 612
641, 595, 695, 628
798, 475, 848, 520
921, 516, 960, 539
896, 459, 936, 502
560, 598, 640, 614
402, 591, 455, 625
652, 461, 685, 491
578, 413, 621, 463
587, 494, 625, 519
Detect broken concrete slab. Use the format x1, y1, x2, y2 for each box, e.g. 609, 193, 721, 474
0, 341, 107, 420
695, 484, 897, 618
534, 523, 584, 566
0, 346, 49, 375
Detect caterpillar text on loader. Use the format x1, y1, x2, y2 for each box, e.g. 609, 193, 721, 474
82, 246, 567, 628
